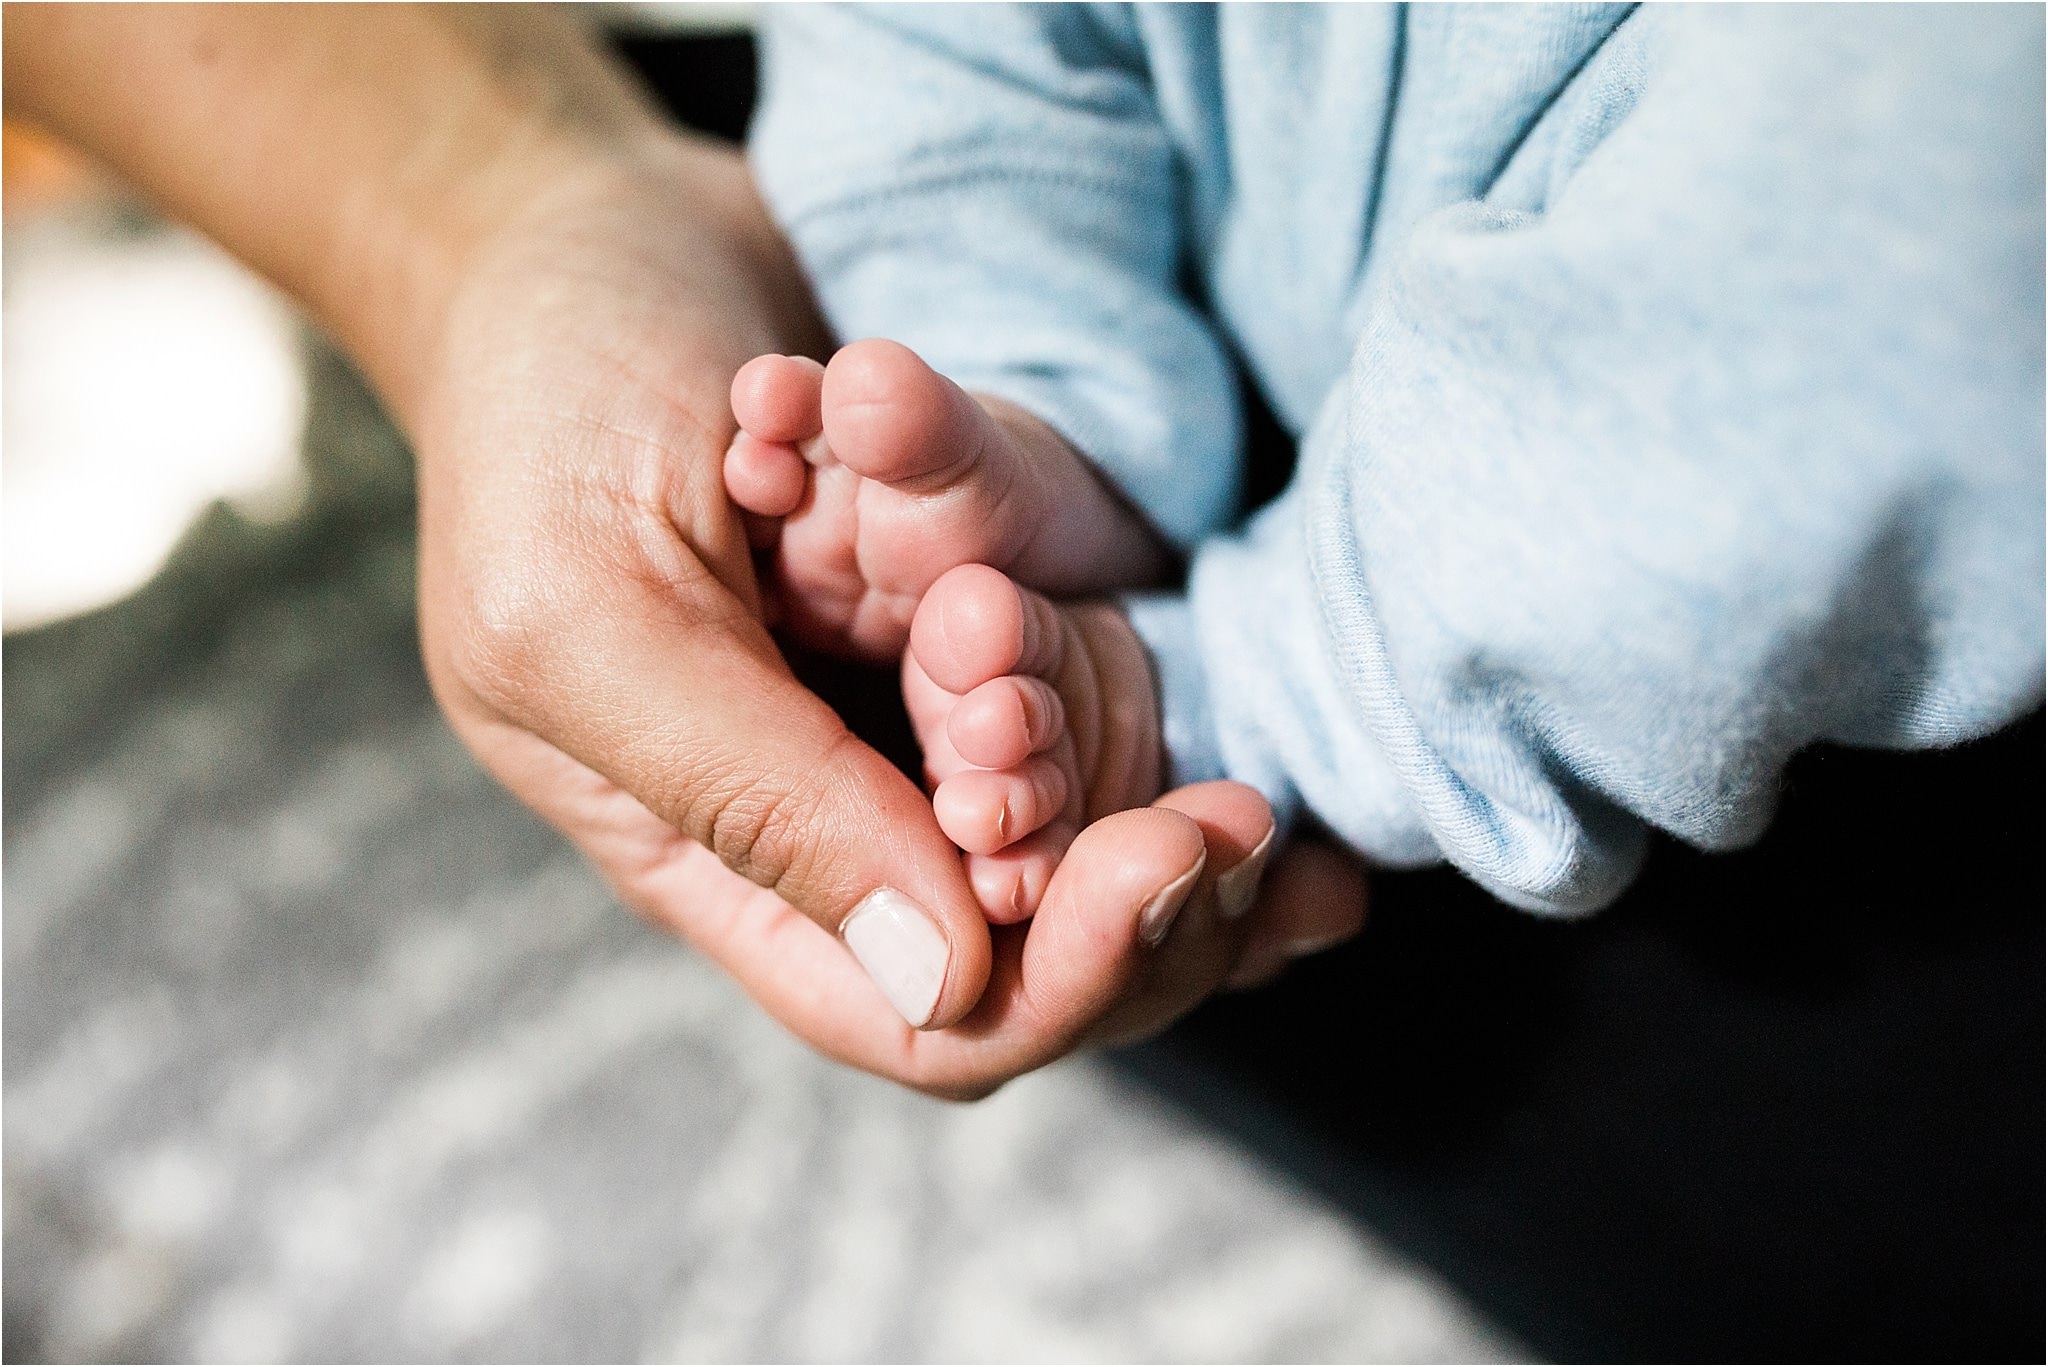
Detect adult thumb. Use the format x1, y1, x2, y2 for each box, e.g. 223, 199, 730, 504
439, 559, 993, 1030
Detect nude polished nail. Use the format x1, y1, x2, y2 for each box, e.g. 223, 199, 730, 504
1138, 851, 1207, 947
842, 888, 950, 1028
1215, 824, 1277, 920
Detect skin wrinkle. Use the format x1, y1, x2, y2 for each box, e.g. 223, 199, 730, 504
957, 936, 1083, 1074
575, 392, 750, 584
980, 438, 1045, 577
455, 507, 750, 772
439, 566, 585, 738
1075, 615, 1120, 820
1056, 611, 1107, 817
619, 511, 753, 639
692, 735, 837, 901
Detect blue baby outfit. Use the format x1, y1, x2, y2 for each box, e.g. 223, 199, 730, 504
752, 3, 2045, 914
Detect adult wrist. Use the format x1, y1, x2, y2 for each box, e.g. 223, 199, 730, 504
327, 98, 684, 431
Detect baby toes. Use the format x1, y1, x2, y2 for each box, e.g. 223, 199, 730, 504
819, 338, 986, 490
965, 827, 1079, 925
933, 757, 1071, 856
727, 353, 828, 521
724, 431, 810, 518
947, 674, 1065, 770
730, 353, 826, 445
909, 563, 1065, 696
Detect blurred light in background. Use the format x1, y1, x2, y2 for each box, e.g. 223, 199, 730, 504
4, 123, 309, 632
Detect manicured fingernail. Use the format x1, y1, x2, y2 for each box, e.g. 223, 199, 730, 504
842, 888, 950, 1028
1138, 851, 1207, 947
1215, 825, 1277, 920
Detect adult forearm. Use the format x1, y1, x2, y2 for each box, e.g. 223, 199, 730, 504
2, 4, 787, 425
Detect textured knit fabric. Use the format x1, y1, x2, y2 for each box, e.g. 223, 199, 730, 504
752, 3, 2046, 914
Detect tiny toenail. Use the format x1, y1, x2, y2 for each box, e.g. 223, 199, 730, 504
997, 798, 1010, 844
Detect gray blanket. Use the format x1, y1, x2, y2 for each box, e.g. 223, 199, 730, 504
3, 340, 1516, 1363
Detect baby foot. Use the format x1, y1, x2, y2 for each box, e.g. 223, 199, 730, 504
902, 563, 1164, 923
725, 339, 1167, 661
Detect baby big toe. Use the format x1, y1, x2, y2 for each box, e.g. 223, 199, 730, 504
910, 564, 1062, 697
820, 338, 985, 489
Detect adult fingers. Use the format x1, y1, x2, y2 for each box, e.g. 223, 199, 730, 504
632, 802, 1209, 1097
910, 781, 1276, 1089
423, 493, 992, 1031
1081, 781, 1278, 1047
908, 781, 1274, 1091
639, 782, 1273, 1098
1223, 837, 1370, 990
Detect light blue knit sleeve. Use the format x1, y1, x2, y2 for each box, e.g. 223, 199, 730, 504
749, 3, 1241, 548
1127, 5, 2046, 915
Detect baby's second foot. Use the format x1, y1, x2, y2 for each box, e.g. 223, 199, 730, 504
902, 563, 1164, 923
725, 339, 1167, 661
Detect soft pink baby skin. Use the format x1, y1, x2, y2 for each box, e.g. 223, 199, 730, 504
726, 338, 1169, 919
724, 338, 1168, 661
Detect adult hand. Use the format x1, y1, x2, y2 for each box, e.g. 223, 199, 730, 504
410, 133, 1011, 1031
6, 4, 1367, 1096
410, 140, 1366, 1091
618, 777, 1364, 1100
